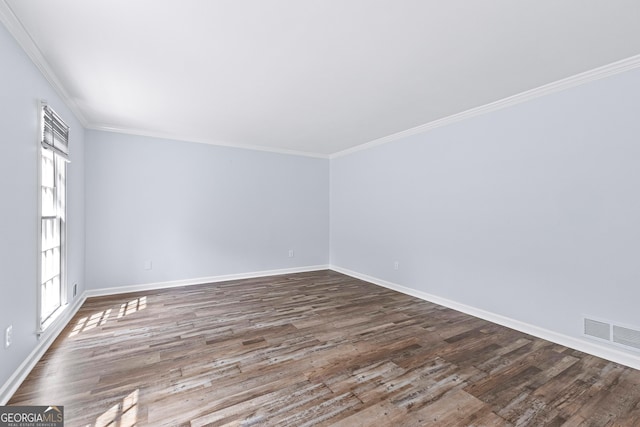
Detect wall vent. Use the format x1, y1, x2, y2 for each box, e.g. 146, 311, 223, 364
584, 318, 610, 341
584, 317, 640, 353
613, 325, 640, 351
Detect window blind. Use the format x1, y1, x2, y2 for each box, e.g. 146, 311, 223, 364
42, 103, 70, 159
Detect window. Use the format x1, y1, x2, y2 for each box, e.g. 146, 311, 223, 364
39, 102, 69, 330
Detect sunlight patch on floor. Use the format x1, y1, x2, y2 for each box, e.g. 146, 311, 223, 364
91, 389, 139, 427
70, 296, 148, 337
69, 309, 112, 337
118, 296, 147, 318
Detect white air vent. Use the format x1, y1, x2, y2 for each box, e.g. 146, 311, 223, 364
613, 325, 640, 351
584, 318, 610, 341
584, 317, 640, 353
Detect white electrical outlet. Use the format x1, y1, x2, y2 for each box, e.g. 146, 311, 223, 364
5, 325, 12, 348
288, 250, 294, 258
394, 261, 399, 270
144, 260, 153, 270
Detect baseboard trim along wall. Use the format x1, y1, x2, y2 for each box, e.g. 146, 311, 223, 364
0, 294, 87, 405
0, 264, 329, 404
330, 265, 640, 371
86, 265, 331, 298
5, 264, 637, 405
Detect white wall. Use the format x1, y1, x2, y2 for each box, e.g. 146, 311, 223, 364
0, 24, 85, 392
331, 67, 640, 352
85, 131, 329, 290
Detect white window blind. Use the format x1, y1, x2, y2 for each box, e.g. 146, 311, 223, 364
42, 104, 70, 159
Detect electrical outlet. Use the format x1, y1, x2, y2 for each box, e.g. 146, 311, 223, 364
288, 250, 294, 258
394, 261, 399, 270
73, 283, 77, 297
144, 260, 153, 270
5, 325, 12, 349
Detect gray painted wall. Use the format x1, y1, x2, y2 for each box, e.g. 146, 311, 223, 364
85, 131, 329, 289
0, 24, 85, 390
331, 67, 640, 346
4, 7, 640, 397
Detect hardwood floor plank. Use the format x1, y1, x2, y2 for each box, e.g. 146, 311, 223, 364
8, 270, 640, 426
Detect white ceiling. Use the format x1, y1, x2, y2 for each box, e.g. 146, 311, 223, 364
3, 1, 640, 157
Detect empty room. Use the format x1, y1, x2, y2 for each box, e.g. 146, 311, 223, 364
2, 1, 640, 425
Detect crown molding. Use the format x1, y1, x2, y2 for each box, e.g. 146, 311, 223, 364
0, 0, 327, 160
0, 1, 89, 127
4, 0, 640, 159
88, 124, 330, 159
331, 54, 640, 159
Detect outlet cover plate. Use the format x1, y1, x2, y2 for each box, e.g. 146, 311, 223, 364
5, 325, 12, 348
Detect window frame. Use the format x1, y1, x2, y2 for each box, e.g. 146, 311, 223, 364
37, 100, 70, 334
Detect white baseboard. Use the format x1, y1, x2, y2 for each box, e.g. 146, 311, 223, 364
85, 265, 330, 297
330, 265, 640, 371
0, 293, 87, 405
0, 264, 329, 404
6, 264, 634, 405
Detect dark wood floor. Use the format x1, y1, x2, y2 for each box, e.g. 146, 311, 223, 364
9, 270, 640, 426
